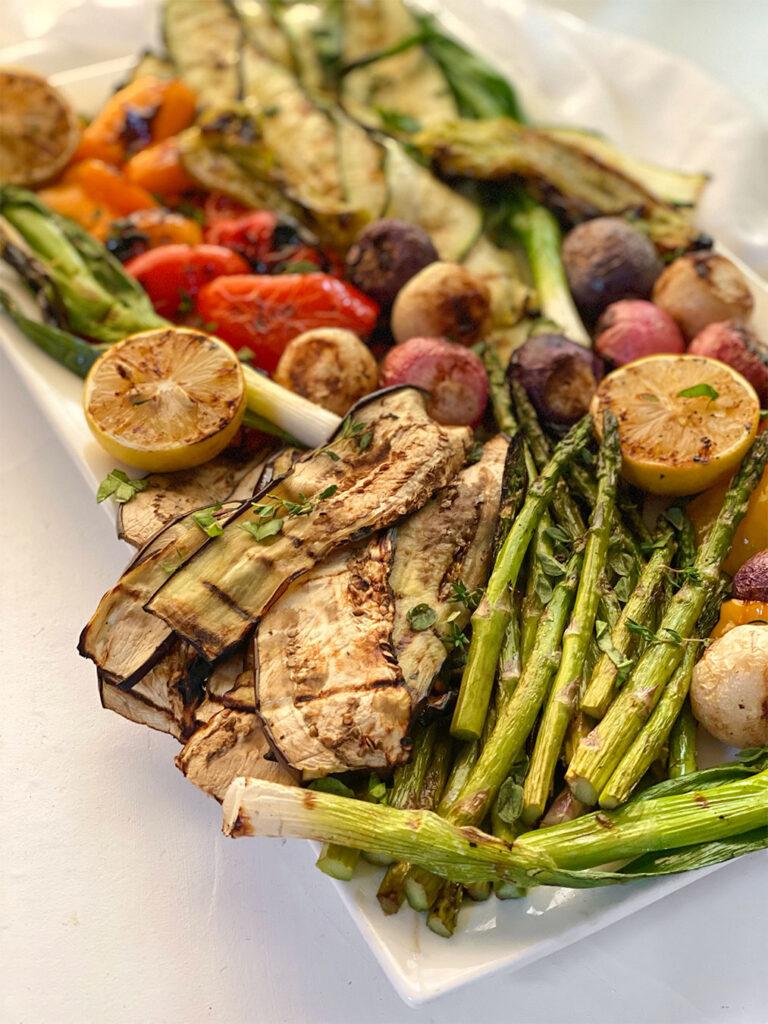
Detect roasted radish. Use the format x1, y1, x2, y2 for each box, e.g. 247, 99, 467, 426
687, 320, 768, 404
379, 336, 489, 427
508, 333, 604, 427
595, 299, 684, 366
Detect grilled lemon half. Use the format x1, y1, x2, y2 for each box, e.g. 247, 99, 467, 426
83, 328, 246, 472
0, 67, 80, 186
590, 354, 760, 496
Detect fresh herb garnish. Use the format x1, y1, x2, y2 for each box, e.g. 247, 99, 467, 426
96, 469, 148, 505
595, 619, 633, 680
192, 503, 224, 537
443, 620, 470, 652
466, 440, 484, 464
339, 416, 373, 452
240, 517, 284, 542
448, 580, 483, 611
626, 620, 686, 646
677, 383, 719, 401
407, 603, 437, 631
538, 552, 567, 579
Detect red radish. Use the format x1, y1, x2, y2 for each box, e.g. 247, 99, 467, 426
687, 320, 768, 404
379, 336, 488, 427
595, 299, 685, 366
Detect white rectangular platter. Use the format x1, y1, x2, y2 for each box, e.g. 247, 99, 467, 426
1, 3, 766, 1005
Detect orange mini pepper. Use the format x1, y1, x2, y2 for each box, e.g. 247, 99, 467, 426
75, 75, 196, 167
710, 599, 768, 640
124, 137, 196, 198
63, 159, 158, 216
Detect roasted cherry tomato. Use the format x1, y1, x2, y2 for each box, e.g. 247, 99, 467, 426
196, 273, 379, 373
203, 193, 251, 225
204, 211, 277, 268
124, 244, 250, 318
204, 210, 339, 275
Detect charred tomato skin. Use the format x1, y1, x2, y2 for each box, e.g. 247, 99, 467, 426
124, 244, 250, 318
196, 273, 380, 374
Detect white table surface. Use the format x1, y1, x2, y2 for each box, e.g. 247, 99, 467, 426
1, 3, 767, 1022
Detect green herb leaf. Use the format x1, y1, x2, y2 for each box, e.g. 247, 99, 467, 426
407, 603, 437, 631
544, 524, 571, 546
374, 108, 422, 134
677, 383, 719, 401
177, 287, 194, 315
448, 580, 483, 611
496, 776, 524, 825
279, 260, 321, 274
613, 575, 633, 604
367, 773, 388, 803
442, 621, 470, 651
323, 449, 341, 462
664, 506, 685, 530
96, 469, 148, 505
534, 573, 554, 605
161, 547, 185, 574
595, 619, 633, 679
240, 517, 284, 542
466, 440, 484, 464
192, 503, 224, 537
237, 347, 254, 363
317, 484, 338, 500
538, 552, 566, 579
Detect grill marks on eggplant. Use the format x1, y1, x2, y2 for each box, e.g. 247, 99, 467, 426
255, 535, 411, 776
391, 434, 511, 707
145, 389, 472, 661
80, 502, 240, 688
117, 451, 273, 549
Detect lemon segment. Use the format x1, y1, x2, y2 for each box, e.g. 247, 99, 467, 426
590, 354, 759, 496
83, 328, 246, 472
0, 67, 80, 186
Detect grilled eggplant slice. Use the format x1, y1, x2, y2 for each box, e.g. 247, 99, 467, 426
98, 641, 206, 742
176, 708, 295, 802
255, 534, 410, 776
341, 0, 458, 132
391, 434, 511, 706
146, 388, 472, 661
416, 118, 708, 253
117, 452, 273, 549
163, 0, 243, 108
80, 503, 239, 688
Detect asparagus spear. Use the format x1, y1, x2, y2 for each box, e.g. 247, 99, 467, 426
668, 700, 698, 778
567, 430, 768, 804
448, 550, 583, 826
451, 416, 592, 741
580, 531, 676, 718
427, 881, 463, 937
599, 580, 727, 808
402, 731, 455, 912
520, 514, 555, 664
223, 770, 768, 888
521, 412, 621, 822
511, 377, 644, 583
316, 844, 361, 881
380, 725, 453, 914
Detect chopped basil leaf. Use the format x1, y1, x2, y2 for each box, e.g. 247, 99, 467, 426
96, 469, 148, 505
407, 603, 437, 631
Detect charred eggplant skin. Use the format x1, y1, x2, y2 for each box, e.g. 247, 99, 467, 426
145, 387, 472, 661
